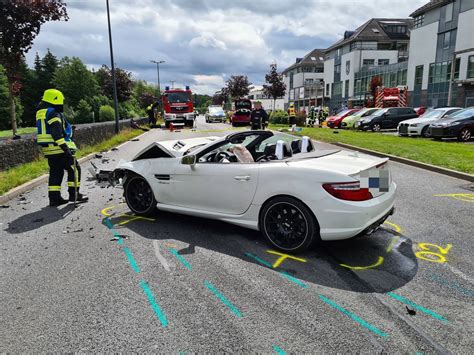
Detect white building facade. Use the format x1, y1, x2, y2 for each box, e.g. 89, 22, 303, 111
246, 87, 285, 112
407, 0, 474, 107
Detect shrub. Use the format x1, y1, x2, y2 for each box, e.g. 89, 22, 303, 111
296, 111, 306, 127
75, 99, 93, 123
270, 109, 289, 125
99, 105, 115, 121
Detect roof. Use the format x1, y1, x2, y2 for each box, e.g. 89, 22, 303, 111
410, 0, 453, 17
325, 18, 413, 52
282, 48, 325, 74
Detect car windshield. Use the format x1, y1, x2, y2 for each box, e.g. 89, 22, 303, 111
420, 110, 446, 119
336, 109, 352, 117
354, 108, 378, 117
209, 107, 224, 115
445, 108, 474, 119
373, 108, 389, 116
166, 92, 190, 103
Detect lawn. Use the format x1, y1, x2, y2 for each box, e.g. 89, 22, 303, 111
0, 128, 144, 196
270, 125, 474, 174
0, 127, 37, 138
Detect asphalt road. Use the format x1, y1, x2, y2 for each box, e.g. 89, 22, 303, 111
1, 115, 473, 353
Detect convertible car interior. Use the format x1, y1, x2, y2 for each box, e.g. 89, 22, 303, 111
197, 131, 315, 164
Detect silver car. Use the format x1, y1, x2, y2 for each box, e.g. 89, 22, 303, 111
398, 107, 462, 137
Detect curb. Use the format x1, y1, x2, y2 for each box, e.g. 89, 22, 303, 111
333, 142, 474, 182
0, 130, 151, 205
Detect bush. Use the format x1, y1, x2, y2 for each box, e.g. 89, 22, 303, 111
75, 99, 93, 123
99, 105, 115, 122
270, 109, 289, 125
296, 112, 306, 127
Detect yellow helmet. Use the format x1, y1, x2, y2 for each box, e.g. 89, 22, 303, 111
289, 103, 295, 107
42, 89, 64, 105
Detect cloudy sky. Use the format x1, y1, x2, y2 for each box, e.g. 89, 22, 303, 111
26, 0, 427, 95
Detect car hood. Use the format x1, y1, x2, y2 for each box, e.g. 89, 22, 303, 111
429, 117, 464, 126
327, 115, 342, 121
400, 117, 436, 125
287, 150, 388, 176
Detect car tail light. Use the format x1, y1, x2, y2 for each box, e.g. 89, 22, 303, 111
322, 182, 373, 201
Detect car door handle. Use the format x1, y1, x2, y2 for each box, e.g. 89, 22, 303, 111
234, 175, 250, 181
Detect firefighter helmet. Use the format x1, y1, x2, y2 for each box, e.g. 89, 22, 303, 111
42, 89, 64, 105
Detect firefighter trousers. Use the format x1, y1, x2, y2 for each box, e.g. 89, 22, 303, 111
47, 153, 81, 200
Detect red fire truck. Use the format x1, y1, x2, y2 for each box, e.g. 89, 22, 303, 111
374, 86, 408, 108
162, 86, 195, 128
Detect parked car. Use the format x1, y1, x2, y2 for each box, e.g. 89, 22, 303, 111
111, 130, 396, 253
341, 108, 380, 129
415, 106, 427, 116
205, 105, 225, 123
231, 99, 252, 126
326, 109, 360, 128
358, 107, 418, 132
398, 107, 462, 138
428, 107, 474, 142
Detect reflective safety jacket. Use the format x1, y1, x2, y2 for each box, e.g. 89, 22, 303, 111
36, 108, 77, 156
288, 106, 296, 117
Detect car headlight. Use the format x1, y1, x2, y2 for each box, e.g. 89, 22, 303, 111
410, 123, 418, 127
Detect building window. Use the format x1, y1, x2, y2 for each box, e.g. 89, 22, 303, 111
400, 69, 407, 85
415, 65, 423, 86
363, 59, 375, 66
336, 48, 341, 58
445, 2, 453, 22
378, 59, 389, 66
414, 15, 424, 28
428, 63, 435, 84
468, 56, 474, 79
326, 83, 330, 95
335, 65, 341, 74
453, 58, 461, 79
289, 72, 294, 89
344, 80, 349, 98
443, 31, 451, 49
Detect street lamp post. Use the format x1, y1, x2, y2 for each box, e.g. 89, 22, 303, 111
106, 0, 120, 134
171, 80, 175, 89
150, 60, 165, 100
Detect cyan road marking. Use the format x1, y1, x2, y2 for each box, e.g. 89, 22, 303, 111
272, 345, 286, 354
140, 280, 168, 327
169, 248, 192, 270
386, 292, 448, 323
103, 217, 124, 245
245, 252, 308, 288
123, 247, 140, 273
428, 274, 474, 297
204, 280, 243, 318
319, 294, 388, 338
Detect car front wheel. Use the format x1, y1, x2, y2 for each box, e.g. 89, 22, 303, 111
459, 128, 471, 142
260, 196, 317, 253
371, 123, 381, 132
124, 175, 156, 216
421, 126, 431, 138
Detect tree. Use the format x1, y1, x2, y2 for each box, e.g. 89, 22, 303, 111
37, 49, 59, 92
96, 65, 133, 103
139, 92, 157, 108
263, 63, 286, 111
53, 57, 99, 108
0, 0, 68, 134
75, 99, 92, 124
0, 65, 10, 130
225, 75, 252, 100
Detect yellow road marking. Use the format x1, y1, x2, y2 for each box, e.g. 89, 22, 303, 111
386, 236, 399, 253
266, 250, 307, 268
415, 243, 452, 263
433, 193, 474, 203
340, 256, 384, 270
383, 221, 402, 233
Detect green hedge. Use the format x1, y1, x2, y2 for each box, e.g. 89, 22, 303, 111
270, 109, 289, 124
99, 105, 115, 121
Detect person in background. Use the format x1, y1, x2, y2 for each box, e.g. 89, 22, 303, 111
288, 103, 296, 126
250, 101, 268, 130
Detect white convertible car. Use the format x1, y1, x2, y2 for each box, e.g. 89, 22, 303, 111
113, 131, 396, 252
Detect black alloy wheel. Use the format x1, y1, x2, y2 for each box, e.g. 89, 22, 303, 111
459, 128, 471, 142
124, 175, 156, 216
260, 197, 317, 253
421, 126, 431, 138
372, 123, 382, 132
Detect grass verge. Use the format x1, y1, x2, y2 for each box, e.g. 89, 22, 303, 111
0, 127, 37, 138
0, 128, 144, 196
270, 124, 474, 174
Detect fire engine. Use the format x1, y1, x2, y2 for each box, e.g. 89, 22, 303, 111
162, 86, 195, 128
374, 86, 408, 108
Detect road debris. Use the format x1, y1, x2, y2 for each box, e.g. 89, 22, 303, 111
406, 306, 417, 316
0, 205, 9, 208
111, 147, 118, 151
72, 228, 84, 233
95, 154, 103, 158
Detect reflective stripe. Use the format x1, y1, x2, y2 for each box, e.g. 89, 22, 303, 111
47, 117, 62, 125
67, 182, 80, 187
55, 138, 66, 145
48, 185, 61, 192
42, 145, 63, 155
66, 141, 77, 150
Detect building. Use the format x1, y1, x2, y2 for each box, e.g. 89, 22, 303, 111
282, 49, 326, 111
246, 86, 285, 111
407, 0, 474, 107
324, 18, 413, 110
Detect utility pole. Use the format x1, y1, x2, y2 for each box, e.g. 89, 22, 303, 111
150, 60, 165, 100
171, 80, 175, 89
106, 0, 120, 133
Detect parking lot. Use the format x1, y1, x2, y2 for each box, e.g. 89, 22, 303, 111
1, 116, 473, 353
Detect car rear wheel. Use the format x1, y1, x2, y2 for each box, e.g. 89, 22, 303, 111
458, 128, 471, 142
260, 196, 317, 253
421, 126, 431, 138
124, 175, 156, 216
371, 123, 381, 132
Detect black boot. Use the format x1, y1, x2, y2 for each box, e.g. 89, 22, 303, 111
68, 188, 89, 203
49, 197, 69, 207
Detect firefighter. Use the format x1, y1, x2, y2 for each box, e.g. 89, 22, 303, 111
146, 104, 154, 125
250, 101, 268, 130
36, 89, 88, 206
288, 103, 296, 126
308, 106, 316, 127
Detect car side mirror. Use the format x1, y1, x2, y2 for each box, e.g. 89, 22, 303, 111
181, 155, 196, 166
